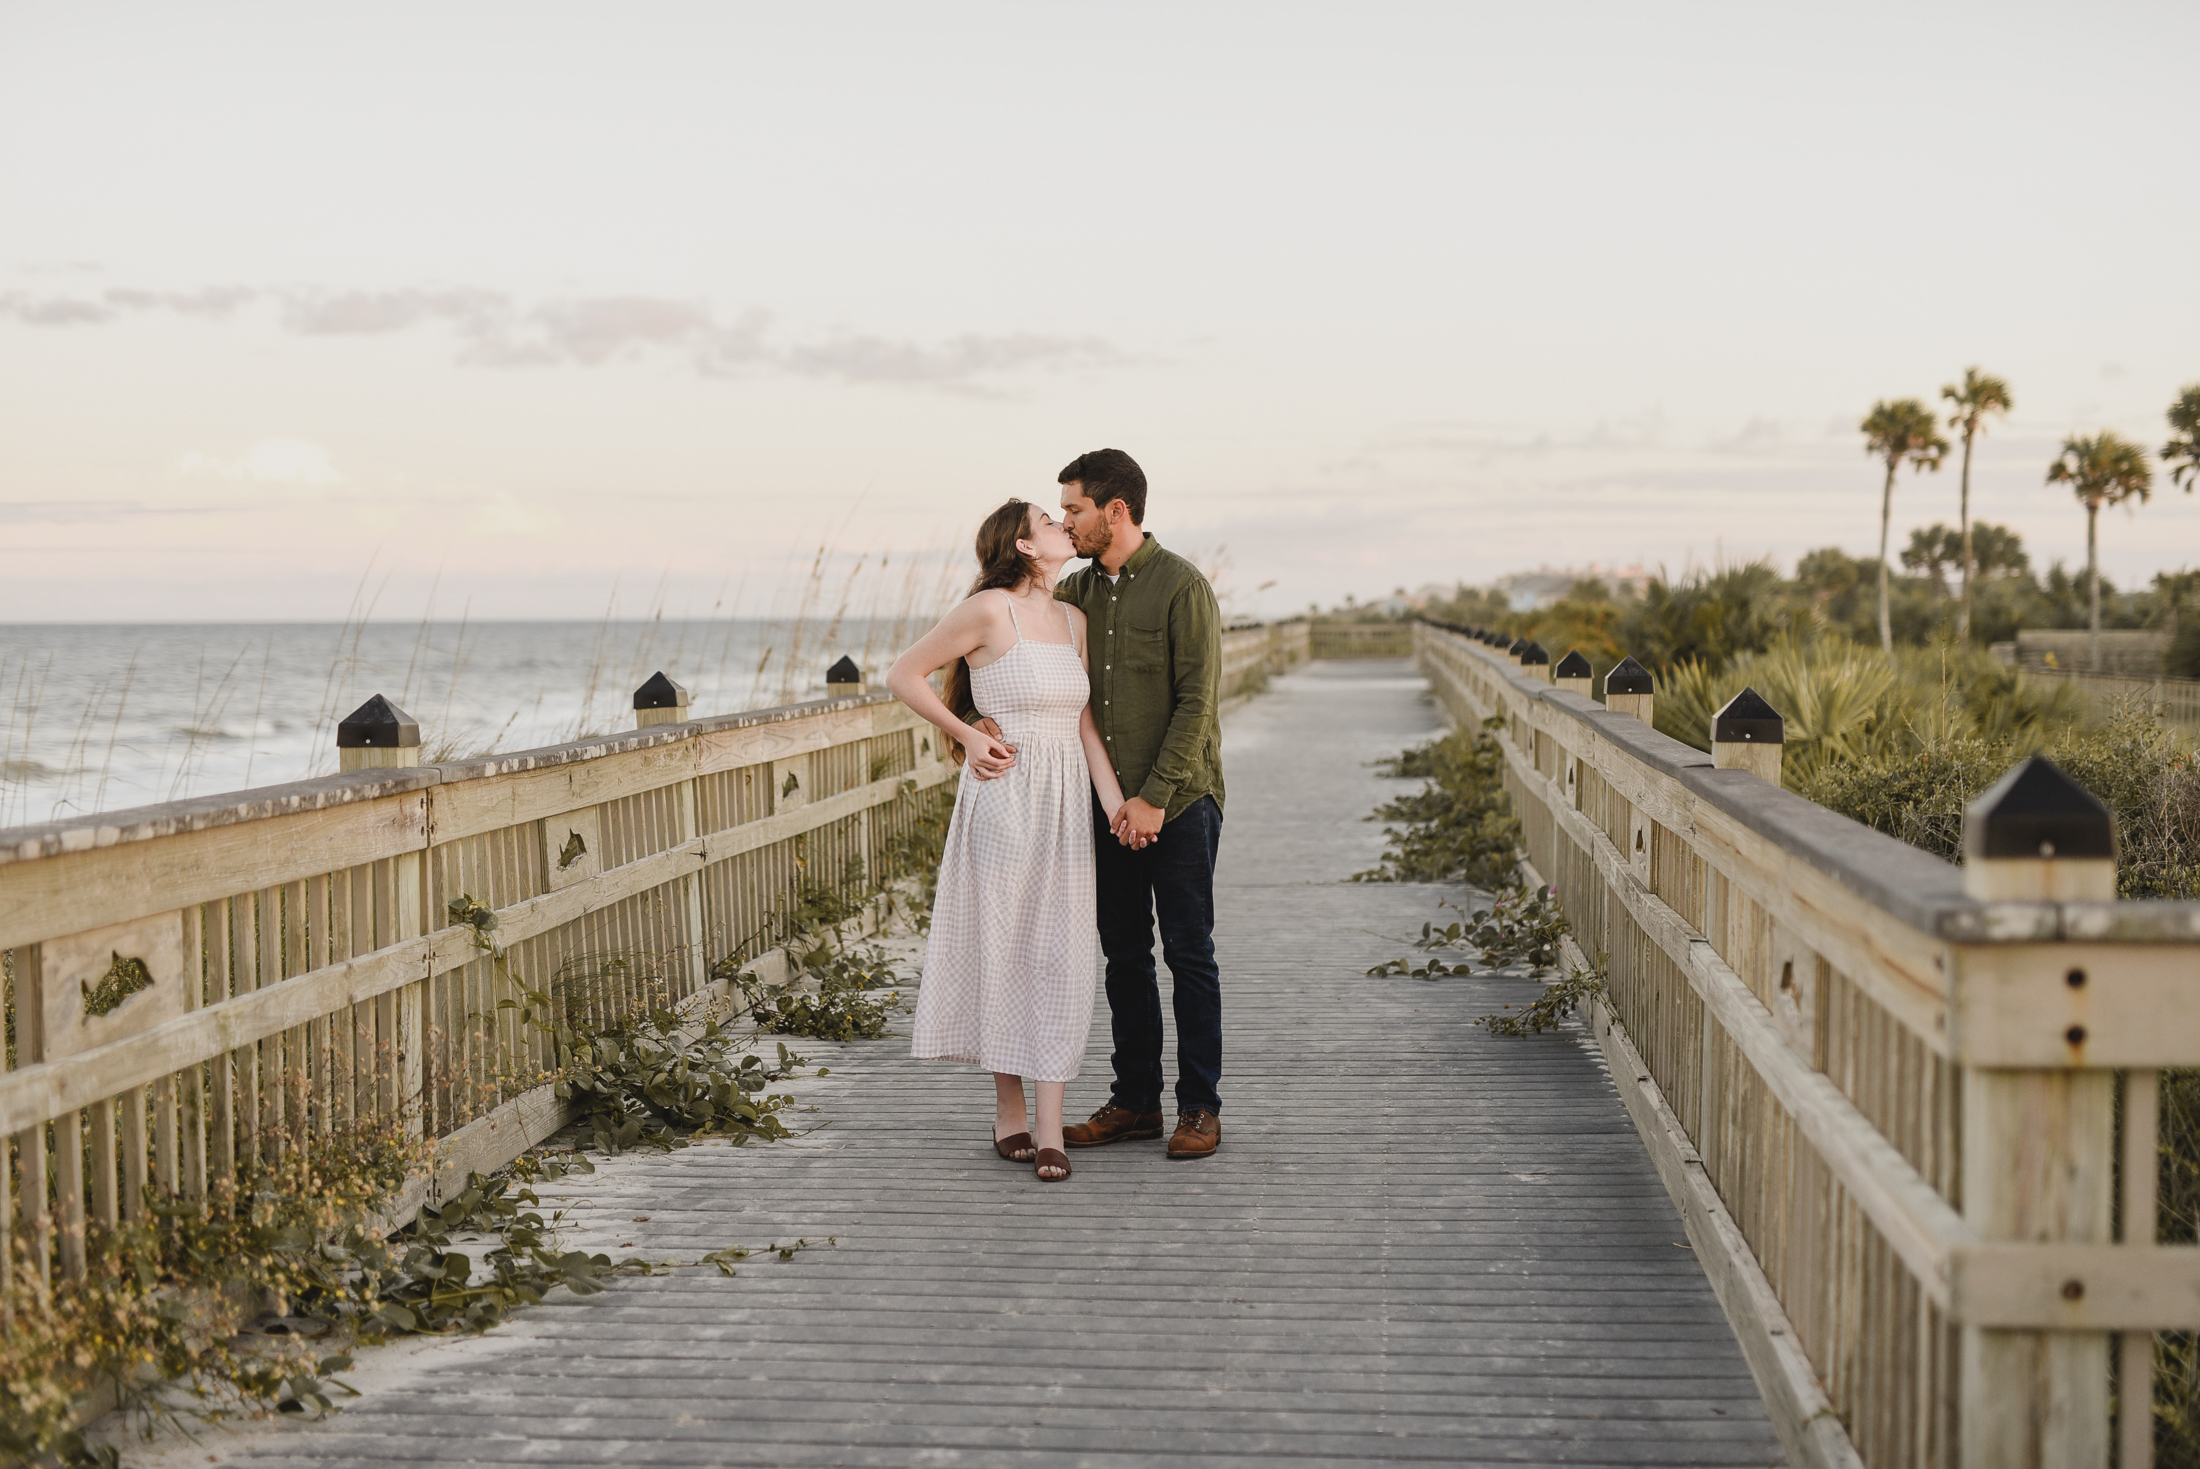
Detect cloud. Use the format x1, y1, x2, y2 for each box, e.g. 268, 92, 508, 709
2, 281, 1120, 388
0, 286, 254, 325
780, 330, 1122, 384
279, 288, 505, 337
174, 438, 344, 490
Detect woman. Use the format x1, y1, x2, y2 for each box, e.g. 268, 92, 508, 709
886, 499, 1126, 1182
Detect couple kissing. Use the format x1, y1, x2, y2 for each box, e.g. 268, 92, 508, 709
886, 448, 1225, 1183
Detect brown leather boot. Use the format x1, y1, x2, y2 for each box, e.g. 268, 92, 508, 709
1166, 1110, 1220, 1159
1063, 1103, 1165, 1147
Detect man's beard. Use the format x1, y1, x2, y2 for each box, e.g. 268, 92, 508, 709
1070, 526, 1109, 558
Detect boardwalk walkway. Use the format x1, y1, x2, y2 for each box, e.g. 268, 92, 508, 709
233, 660, 1782, 1467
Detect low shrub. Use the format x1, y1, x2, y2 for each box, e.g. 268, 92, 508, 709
1797, 703, 2200, 900
1655, 637, 2088, 784
1353, 716, 1523, 889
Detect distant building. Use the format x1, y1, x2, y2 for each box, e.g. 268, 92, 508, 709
1495, 563, 1651, 611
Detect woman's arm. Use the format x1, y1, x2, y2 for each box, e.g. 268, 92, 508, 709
1080, 703, 1127, 819
886, 596, 1016, 778
1068, 607, 1129, 827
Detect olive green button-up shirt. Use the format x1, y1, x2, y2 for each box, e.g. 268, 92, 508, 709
1056, 533, 1224, 823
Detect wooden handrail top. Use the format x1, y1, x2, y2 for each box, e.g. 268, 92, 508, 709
1433, 628, 2200, 946
0, 688, 898, 867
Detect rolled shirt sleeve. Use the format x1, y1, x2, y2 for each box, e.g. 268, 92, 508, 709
1137, 578, 1220, 813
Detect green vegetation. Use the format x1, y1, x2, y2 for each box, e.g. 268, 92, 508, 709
1357, 729, 1603, 1032
1860, 398, 1950, 652
2049, 430, 2160, 670
2166, 385, 2200, 496
1352, 716, 1522, 889
10, 820, 942, 1467
731, 941, 907, 1044
1799, 704, 2200, 901
1942, 367, 2014, 643
78, 954, 154, 1020
1421, 545, 2198, 667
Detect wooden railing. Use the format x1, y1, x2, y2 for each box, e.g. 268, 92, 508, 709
1222, 620, 1313, 692
1, 684, 961, 1297
1309, 622, 1413, 658
2029, 668, 2200, 734
0, 617, 1307, 1307
1416, 621, 2200, 1469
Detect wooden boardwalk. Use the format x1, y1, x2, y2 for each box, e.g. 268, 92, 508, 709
232, 659, 1783, 1468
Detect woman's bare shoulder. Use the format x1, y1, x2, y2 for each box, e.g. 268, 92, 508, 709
946, 588, 1010, 623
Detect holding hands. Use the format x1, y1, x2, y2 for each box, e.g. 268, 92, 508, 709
1111, 796, 1163, 851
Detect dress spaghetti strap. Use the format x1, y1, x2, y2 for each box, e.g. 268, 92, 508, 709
999, 588, 1023, 642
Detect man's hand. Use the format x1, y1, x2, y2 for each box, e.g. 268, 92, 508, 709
966, 716, 1017, 780
1112, 796, 1164, 849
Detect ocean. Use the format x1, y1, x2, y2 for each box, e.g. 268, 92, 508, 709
1, 619, 924, 829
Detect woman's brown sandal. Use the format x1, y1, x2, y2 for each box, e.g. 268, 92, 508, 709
993, 1131, 1034, 1162
1034, 1148, 1071, 1182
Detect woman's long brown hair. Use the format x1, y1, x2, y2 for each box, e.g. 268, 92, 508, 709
941, 499, 1045, 765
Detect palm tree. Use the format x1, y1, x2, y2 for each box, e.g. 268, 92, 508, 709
2046, 431, 2154, 671
1900, 524, 1961, 599
2164, 383, 2200, 494
1861, 398, 1949, 652
1940, 367, 2012, 642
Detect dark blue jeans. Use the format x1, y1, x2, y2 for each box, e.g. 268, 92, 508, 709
1092, 793, 1223, 1116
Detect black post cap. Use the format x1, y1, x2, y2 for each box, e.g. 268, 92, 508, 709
1518, 642, 1550, 667
632, 671, 690, 710
1964, 756, 2117, 861
1554, 650, 1593, 680
336, 694, 420, 749
1506, 638, 1529, 655
1605, 657, 1654, 695
1712, 687, 1785, 744
825, 655, 862, 686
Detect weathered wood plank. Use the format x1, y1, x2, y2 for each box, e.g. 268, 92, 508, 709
0, 795, 430, 951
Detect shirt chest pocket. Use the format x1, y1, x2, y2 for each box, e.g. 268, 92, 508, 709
1121, 617, 1168, 673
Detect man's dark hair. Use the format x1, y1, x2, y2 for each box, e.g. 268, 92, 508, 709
1058, 448, 1147, 525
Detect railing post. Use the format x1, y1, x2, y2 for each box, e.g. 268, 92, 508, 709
1960, 757, 2118, 1469
1554, 650, 1593, 697
633, 672, 691, 729
1518, 642, 1551, 683
335, 697, 426, 1130
336, 695, 420, 772
1604, 656, 1653, 724
11, 946, 50, 1288
633, 675, 710, 998
1504, 637, 1526, 668
1710, 687, 1783, 786
826, 656, 864, 695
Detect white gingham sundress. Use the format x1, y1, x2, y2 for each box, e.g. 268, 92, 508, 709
911, 592, 1100, 1082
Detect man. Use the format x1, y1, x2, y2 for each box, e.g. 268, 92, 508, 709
1051, 448, 1226, 1159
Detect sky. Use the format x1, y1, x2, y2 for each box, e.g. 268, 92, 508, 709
3, 1, 2196, 624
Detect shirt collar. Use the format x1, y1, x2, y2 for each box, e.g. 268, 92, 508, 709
1119, 532, 1160, 577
